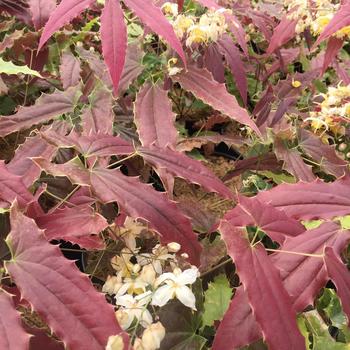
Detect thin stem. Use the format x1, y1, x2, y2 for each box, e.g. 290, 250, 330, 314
266, 248, 324, 258
107, 152, 138, 169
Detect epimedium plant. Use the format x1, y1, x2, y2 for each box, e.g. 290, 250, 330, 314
1, 0, 350, 349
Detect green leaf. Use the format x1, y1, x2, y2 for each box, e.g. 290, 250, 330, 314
202, 274, 233, 328
0, 58, 42, 77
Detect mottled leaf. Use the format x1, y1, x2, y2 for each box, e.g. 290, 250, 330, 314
138, 146, 232, 199
0, 57, 41, 77
135, 83, 177, 149
172, 65, 261, 135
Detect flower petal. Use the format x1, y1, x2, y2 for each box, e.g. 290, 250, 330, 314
178, 267, 198, 285
152, 285, 173, 307
175, 285, 196, 310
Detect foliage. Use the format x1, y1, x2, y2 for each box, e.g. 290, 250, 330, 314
0, 0, 350, 349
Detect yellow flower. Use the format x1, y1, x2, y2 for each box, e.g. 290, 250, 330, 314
291, 79, 301, 88
161, 2, 178, 17
173, 15, 194, 38
106, 335, 124, 350
336, 25, 350, 38
186, 26, 208, 45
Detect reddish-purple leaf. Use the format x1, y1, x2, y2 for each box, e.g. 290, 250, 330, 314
299, 129, 348, 178
36, 205, 108, 249
0, 289, 30, 350
7, 135, 56, 187
256, 177, 350, 220
90, 167, 202, 265
333, 61, 350, 85
212, 288, 261, 349
5, 206, 130, 349
322, 36, 343, 75
217, 34, 247, 105
314, 0, 350, 46
0, 161, 33, 208
324, 247, 350, 323
138, 146, 233, 199
0, 86, 81, 137
38, 0, 96, 50
172, 65, 261, 135
82, 89, 114, 135
220, 222, 305, 350
215, 222, 350, 349
267, 15, 297, 54
101, 0, 127, 95
274, 137, 316, 182
28, 0, 56, 30
59, 51, 81, 89
223, 195, 305, 243
135, 83, 178, 149
123, 0, 186, 64
119, 41, 144, 93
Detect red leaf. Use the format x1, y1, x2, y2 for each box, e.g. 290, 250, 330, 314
314, 0, 350, 46
59, 51, 81, 89
256, 177, 350, 220
28, 0, 56, 30
0, 161, 33, 208
38, 0, 96, 50
299, 129, 348, 178
215, 222, 350, 348
101, 0, 127, 95
123, 0, 186, 64
217, 34, 247, 105
135, 83, 178, 149
0, 86, 81, 137
172, 65, 261, 136
223, 195, 305, 243
35, 205, 108, 249
138, 146, 233, 199
5, 206, 130, 349
274, 137, 316, 182
324, 246, 350, 324
322, 36, 343, 75
7, 135, 56, 187
82, 89, 114, 135
267, 15, 297, 54
90, 167, 202, 265
219, 222, 305, 350
0, 289, 30, 350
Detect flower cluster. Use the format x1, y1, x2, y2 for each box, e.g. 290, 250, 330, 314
307, 84, 350, 134
285, 0, 350, 38
161, 2, 228, 46
103, 217, 199, 350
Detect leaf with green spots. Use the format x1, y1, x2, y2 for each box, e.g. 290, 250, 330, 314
202, 274, 233, 328
0, 58, 42, 77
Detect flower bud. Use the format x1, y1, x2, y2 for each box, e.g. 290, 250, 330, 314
102, 275, 122, 295
339, 143, 347, 152
133, 264, 141, 274
167, 242, 181, 253
115, 309, 131, 330
141, 322, 166, 350
140, 264, 156, 285
180, 253, 189, 259
106, 335, 124, 350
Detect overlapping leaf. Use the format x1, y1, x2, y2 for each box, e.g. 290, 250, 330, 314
0, 86, 80, 137
172, 65, 261, 135
90, 167, 202, 265
0, 57, 41, 77
28, 0, 56, 30
5, 206, 130, 349
256, 177, 350, 220
324, 247, 350, 323
135, 83, 178, 149
0, 289, 30, 350
138, 146, 232, 199
59, 52, 81, 89
219, 222, 305, 350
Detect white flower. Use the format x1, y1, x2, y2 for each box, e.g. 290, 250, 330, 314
115, 291, 153, 329
151, 267, 198, 310
141, 322, 166, 350
105, 335, 124, 350
115, 276, 148, 297
102, 275, 123, 295
139, 264, 157, 286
